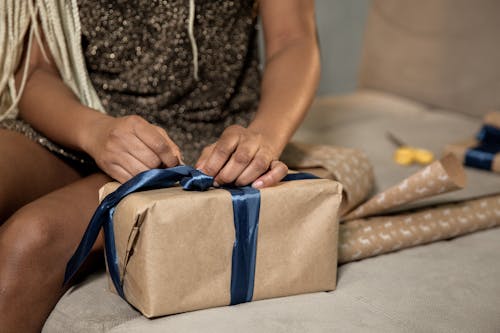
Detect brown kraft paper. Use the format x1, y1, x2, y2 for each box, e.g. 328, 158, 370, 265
282, 142, 374, 215
99, 178, 343, 318
287, 145, 499, 264
444, 139, 500, 173
342, 154, 466, 220
484, 111, 500, 128
443, 111, 500, 173
338, 194, 500, 263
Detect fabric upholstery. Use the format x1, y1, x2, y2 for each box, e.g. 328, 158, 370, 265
107, 228, 500, 332
44, 228, 500, 333
43, 91, 500, 332
295, 90, 500, 210
359, 0, 500, 116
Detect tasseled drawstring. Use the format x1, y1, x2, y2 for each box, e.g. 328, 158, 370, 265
187, 0, 199, 81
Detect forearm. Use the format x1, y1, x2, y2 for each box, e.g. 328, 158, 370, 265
17, 67, 110, 152
248, 36, 320, 155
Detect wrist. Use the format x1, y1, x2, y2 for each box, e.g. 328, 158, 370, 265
248, 119, 290, 157
76, 107, 113, 155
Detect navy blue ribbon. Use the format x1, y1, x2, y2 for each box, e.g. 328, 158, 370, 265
465, 125, 500, 171
64, 166, 317, 305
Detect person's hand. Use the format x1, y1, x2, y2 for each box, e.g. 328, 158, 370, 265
83, 115, 182, 183
195, 125, 288, 188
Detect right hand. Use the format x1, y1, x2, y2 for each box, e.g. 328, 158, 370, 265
83, 115, 182, 183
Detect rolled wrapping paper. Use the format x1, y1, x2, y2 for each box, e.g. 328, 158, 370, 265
338, 194, 500, 263
282, 142, 374, 215
342, 154, 466, 220
285, 143, 500, 265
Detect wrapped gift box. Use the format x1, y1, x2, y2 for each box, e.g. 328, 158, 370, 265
92, 172, 342, 317
444, 138, 500, 173
444, 112, 500, 173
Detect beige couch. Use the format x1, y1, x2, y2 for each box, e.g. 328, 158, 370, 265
43, 1, 500, 332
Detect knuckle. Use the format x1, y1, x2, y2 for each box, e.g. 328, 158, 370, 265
214, 143, 232, 157
165, 155, 179, 167
145, 156, 161, 168
233, 150, 252, 165
108, 127, 121, 140
264, 173, 275, 184
253, 157, 270, 172
235, 176, 249, 187
280, 164, 289, 176
124, 115, 143, 125
204, 164, 218, 176
152, 140, 170, 153
202, 144, 214, 154
218, 173, 232, 184
226, 124, 243, 133
155, 126, 170, 138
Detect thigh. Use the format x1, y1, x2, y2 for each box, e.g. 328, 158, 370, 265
0, 173, 112, 332
0, 172, 112, 262
0, 129, 82, 221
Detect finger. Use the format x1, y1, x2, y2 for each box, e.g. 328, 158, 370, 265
122, 135, 162, 169
215, 137, 260, 185
251, 161, 288, 189
200, 132, 239, 177
108, 163, 134, 184
154, 126, 184, 164
116, 153, 150, 178
234, 149, 272, 186
195, 144, 215, 170
134, 122, 180, 167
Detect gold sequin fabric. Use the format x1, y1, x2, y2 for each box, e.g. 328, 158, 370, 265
0, 0, 260, 167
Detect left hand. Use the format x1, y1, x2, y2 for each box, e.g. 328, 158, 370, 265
195, 125, 288, 188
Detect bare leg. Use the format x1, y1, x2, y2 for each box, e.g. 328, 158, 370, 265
0, 130, 82, 222
0, 129, 111, 332
0, 173, 111, 333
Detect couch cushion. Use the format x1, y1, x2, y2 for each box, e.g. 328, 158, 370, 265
44, 92, 500, 332
294, 90, 500, 209
44, 228, 500, 333
359, 0, 500, 117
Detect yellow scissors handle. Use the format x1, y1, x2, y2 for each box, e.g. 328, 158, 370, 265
394, 146, 434, 166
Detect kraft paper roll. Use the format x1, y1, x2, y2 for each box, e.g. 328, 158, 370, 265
282, 142, 374, 215
338, 194, 500, 263
343, 154, 466, 220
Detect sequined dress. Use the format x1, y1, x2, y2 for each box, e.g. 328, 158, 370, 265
0, 0, 261, 169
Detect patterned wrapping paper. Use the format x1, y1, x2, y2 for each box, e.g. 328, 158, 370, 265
284, 142, 500, 264
282, 142, 375, 215
343, 154, 466, 220
444, 111, 500, 173
339, 194, 500, 263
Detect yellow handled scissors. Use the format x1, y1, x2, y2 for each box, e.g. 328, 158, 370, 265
387, 132, 434, 166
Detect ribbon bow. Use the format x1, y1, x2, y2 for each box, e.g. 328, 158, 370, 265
64, 165, 317, 305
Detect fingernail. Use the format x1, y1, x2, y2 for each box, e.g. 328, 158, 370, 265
213, 181, 220, 187
252, 180, 264, 189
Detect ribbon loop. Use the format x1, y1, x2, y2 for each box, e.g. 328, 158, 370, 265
180, 169, 214, 191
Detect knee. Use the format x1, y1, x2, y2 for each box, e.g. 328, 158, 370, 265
0, 206, 60, 266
